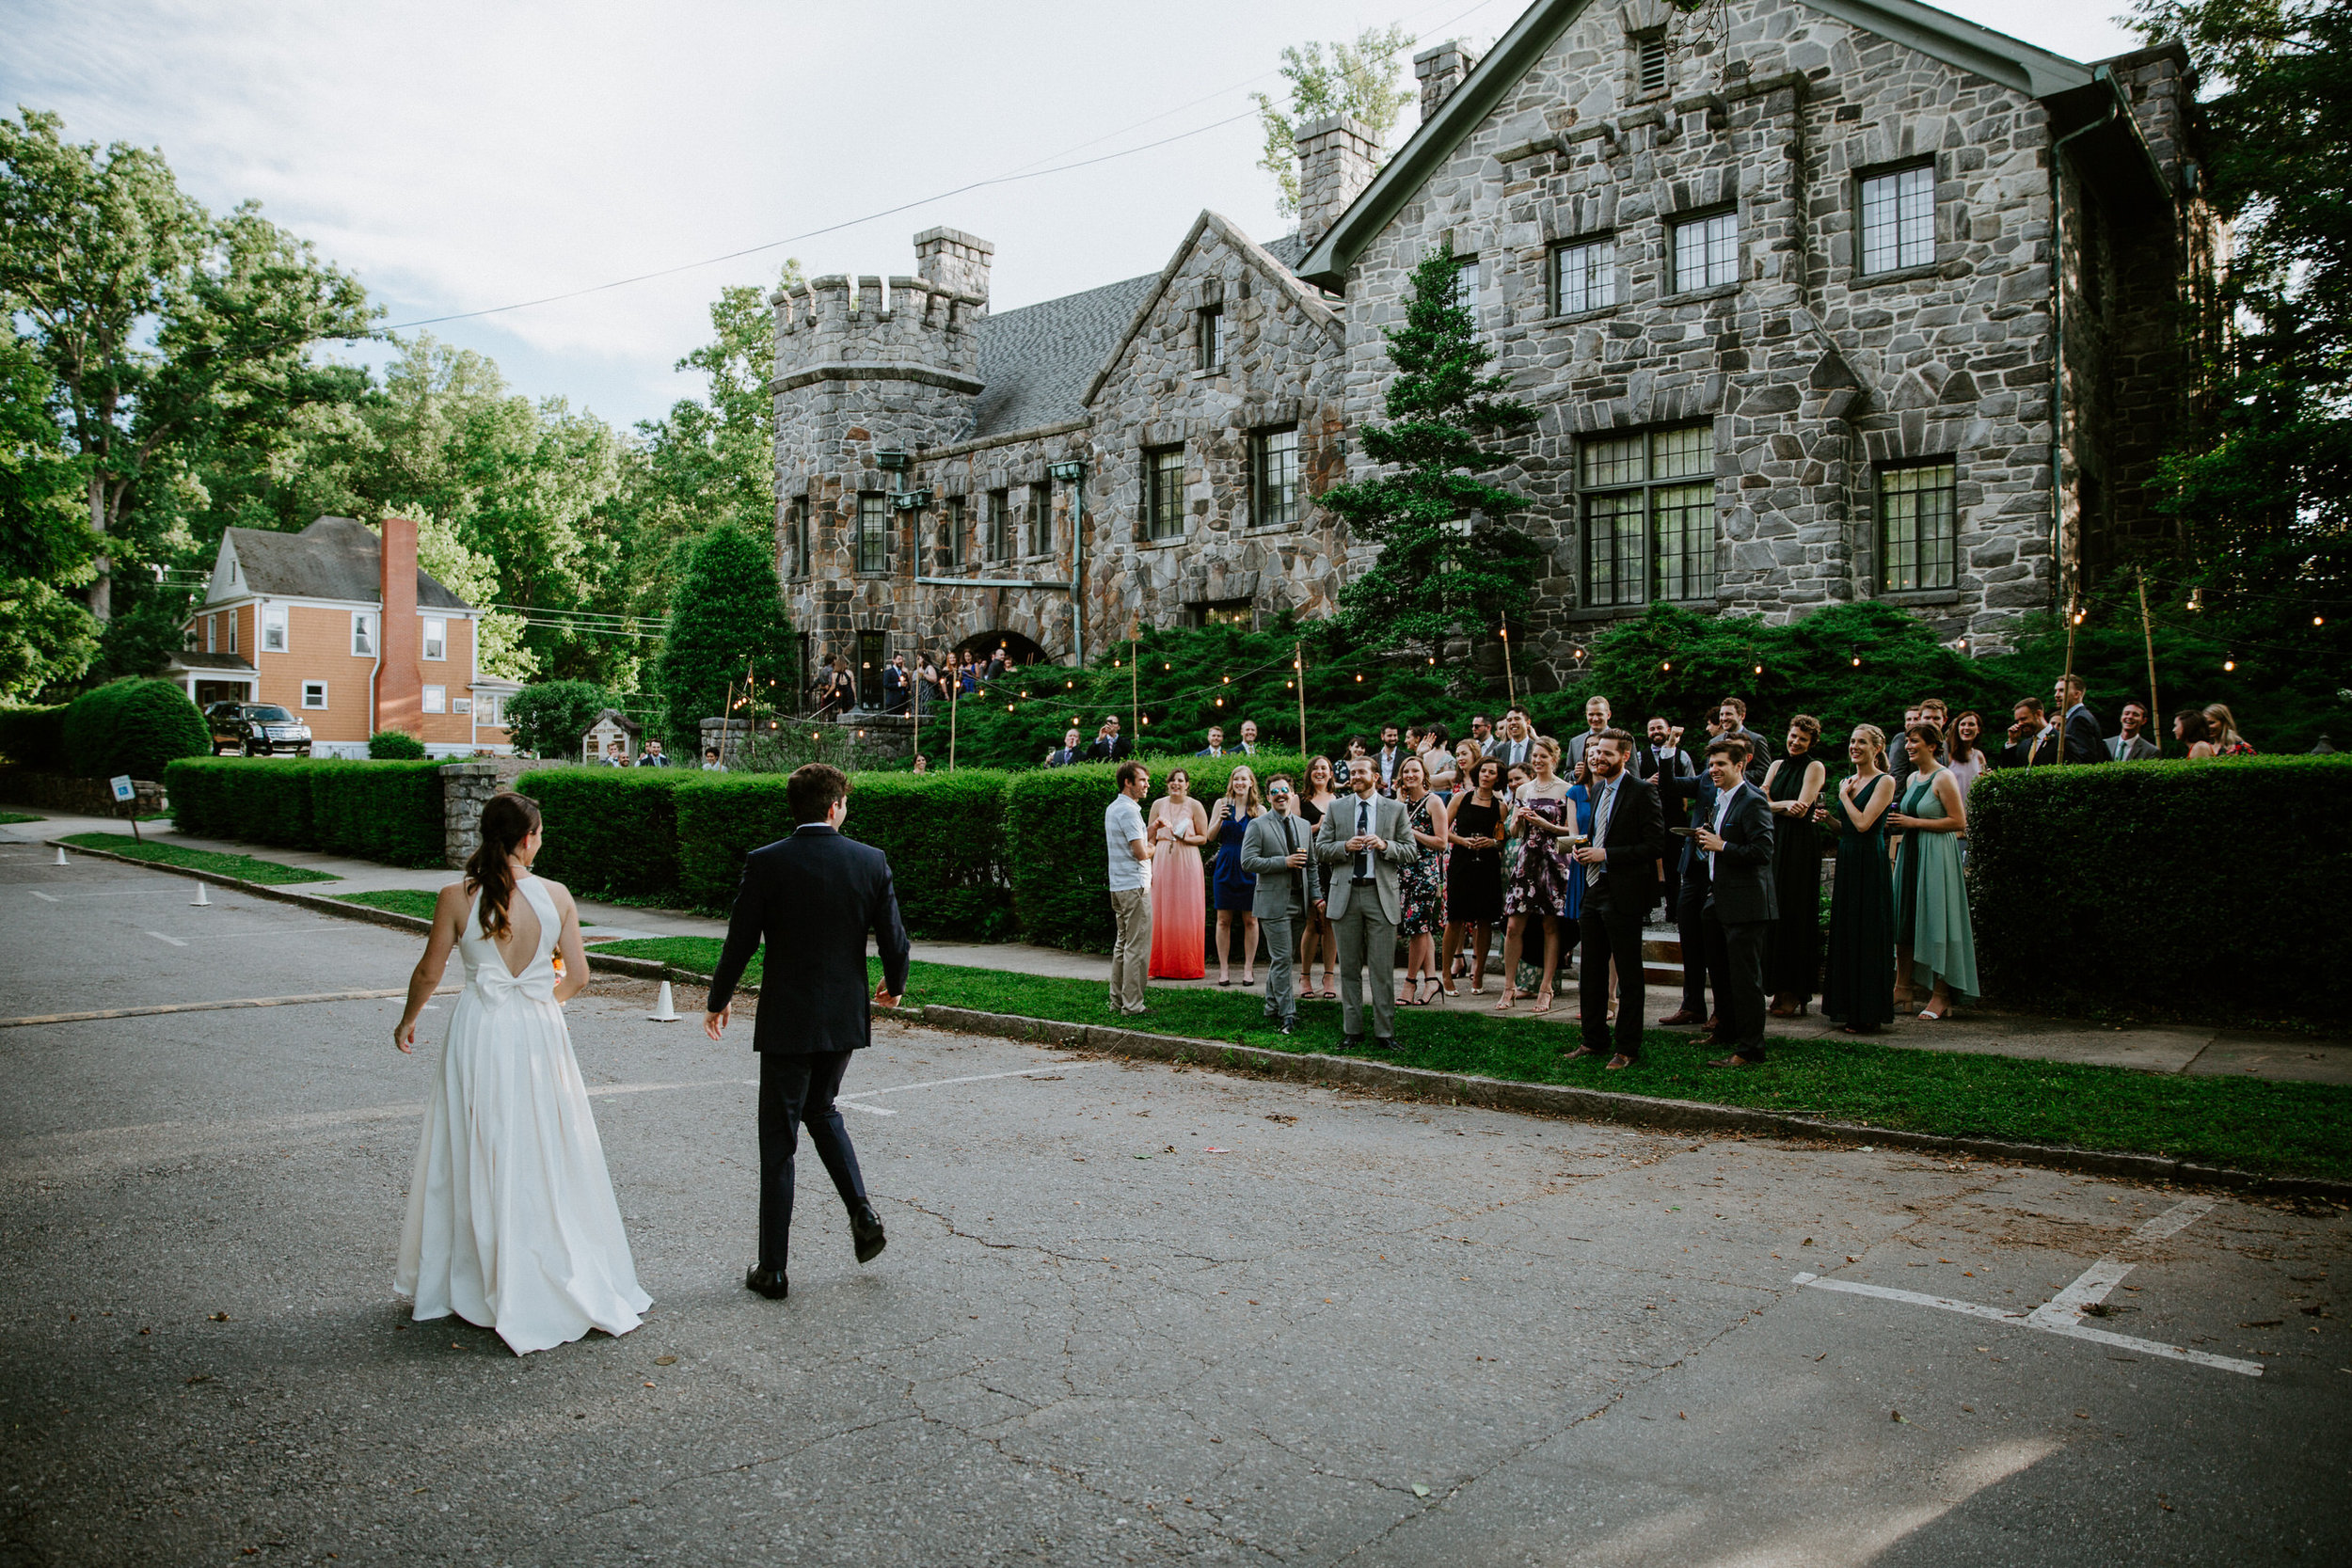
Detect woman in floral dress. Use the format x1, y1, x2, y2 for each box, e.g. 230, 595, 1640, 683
1393, 755, 1450, 1006
1497, 736, 1578, 1013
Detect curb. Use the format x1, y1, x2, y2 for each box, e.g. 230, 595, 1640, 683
51, 838, 2348, 1200
48, 838, 710, 989
904, 1004, 2352, 1203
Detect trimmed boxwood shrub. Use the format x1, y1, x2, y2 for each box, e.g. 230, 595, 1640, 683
1967, 754, 2352, 1021
0, 705, 68, 767
160, 757, 444, 867
368, 729, 427, 759
62, 678, 210, 781
1006, 752, 1307, 952
525, 767, 694, 900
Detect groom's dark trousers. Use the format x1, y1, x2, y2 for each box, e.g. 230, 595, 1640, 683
707, 821, 911, 1271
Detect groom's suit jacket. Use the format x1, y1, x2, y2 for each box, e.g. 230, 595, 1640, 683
707, 823, 910, 1053
1312, 791, 1418, 925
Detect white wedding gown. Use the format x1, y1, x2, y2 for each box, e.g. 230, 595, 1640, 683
396, 875, 651, 1354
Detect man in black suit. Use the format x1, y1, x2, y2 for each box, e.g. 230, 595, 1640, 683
1563, 729, 1666, 1069
1653, 761, 1719, 1029
2051, 675, 2106, 765
1693, 737, 1777, 1067
1717, 698, 1772, 785
1045, 728, 1085, 768
882, 654, 911, 714
1086, 717, 1132, 762
705, 763, 911, 1300
1632, 717, 1692, 922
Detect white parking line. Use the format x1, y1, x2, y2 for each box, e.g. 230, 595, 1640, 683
145, 931, 187, 947
837, 1064, 1092, 1103
1795, 1196, 2263, 1377
29, 890, 58, 902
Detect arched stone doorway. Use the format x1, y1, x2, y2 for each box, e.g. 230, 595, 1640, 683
952, 629, 1048, 673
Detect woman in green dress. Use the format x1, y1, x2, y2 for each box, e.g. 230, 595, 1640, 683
1817, 723, 1897, 1034
1890, 720, 1978, 1020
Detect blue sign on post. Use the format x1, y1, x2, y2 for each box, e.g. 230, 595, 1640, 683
109, 775, 135, 803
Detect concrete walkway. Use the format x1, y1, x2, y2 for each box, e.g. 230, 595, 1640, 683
20, 811, 2348, 1085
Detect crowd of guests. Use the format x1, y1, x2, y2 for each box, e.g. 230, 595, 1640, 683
811, 645, 1045, 718
1097, 683, 2261, 1064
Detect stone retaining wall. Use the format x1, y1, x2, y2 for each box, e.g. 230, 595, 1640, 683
438, 758, 565, 868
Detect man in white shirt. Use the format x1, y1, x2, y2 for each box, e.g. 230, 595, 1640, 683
1375, 724, 1406, 790
1237, 721, 1260, 754
2107, 702, 2159, 761
1104, 763, 1154, 1016
1486, 706, 1536, 768
1469, 715, 1494, 752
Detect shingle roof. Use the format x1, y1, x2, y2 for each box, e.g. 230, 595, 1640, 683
222, 515, 470, 610
966, 230, 1311, 440
164, 651, 259, 674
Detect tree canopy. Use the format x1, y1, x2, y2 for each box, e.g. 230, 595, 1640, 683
1250, 24, 1417, 215
652, 525, 797, 752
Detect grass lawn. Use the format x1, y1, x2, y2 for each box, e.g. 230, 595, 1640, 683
586, 934, 2352, 1182
0, 811, 45, 824
60, 832, 338, 886
337, 886, 599, 925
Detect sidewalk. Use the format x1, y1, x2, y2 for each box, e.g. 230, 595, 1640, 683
22, 813, 2348, 1085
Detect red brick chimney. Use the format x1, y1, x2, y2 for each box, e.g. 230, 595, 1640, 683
377, 515, 422, 737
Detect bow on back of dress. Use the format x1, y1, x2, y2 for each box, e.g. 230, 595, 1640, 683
462, 877, 561, 1008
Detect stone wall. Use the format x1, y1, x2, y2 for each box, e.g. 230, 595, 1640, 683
438, 758, 564, 868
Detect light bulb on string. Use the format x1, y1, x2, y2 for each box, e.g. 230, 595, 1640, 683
2316, 615, 2327, 627
1661, 661, 1671, 673
2223, 656, 2236, 673
1221, 674, 1230, 684
1215, 697, 1224, 707
1355, 673, 1364, 683
1851, 656, 1863, 667
1753, 663, 1762, 675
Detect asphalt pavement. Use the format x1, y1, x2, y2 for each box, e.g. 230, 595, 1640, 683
2, 846, 2345, 1566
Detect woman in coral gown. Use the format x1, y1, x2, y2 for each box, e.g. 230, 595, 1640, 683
1148, 768, 1208, 980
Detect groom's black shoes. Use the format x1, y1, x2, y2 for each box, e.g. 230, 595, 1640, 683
850, 1200, 887, 1265
744, 1264, 789, 1300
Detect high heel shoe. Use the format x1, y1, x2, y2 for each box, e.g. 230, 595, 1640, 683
1494, 989, 1518, 1012
1531, 990, 1555, 1015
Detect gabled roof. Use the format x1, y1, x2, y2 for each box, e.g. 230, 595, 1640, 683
1077, 215, 1342, 409
164, 651, 259, 675
1297, 0, 2097, 288
580, 707, 644, 738
215, 515, 471, 611
964, 230, 1319, 440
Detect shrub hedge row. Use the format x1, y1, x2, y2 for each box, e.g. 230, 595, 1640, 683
161, 758, 448, 867
526, 768, 692, 900
61, 678, 211, 781
0, 705, 69, 768
1966, 753, 2350, 1022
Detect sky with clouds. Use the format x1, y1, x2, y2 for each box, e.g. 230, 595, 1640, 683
4, 0, 2145, 432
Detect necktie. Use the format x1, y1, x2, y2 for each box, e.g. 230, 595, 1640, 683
1589, 780, 1614, 884
1353, 799, 1374, 883
1280, 816, 1301, 913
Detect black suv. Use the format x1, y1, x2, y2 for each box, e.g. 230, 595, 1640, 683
207, 703, 313, 757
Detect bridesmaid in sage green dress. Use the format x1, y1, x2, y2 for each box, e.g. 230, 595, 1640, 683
1890, 720, 1978, 1019
1819, 723, 1897, 1033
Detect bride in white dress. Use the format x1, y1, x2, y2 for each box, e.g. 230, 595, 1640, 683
391, 792, 650, 1355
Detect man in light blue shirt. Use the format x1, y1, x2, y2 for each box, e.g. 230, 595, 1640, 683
1104, 763, 1153, 1015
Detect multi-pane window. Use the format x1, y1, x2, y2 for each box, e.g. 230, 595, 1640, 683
302, 681, 327, 710
946, 496, 966, 570
1145, 445, 1185, 541
262, 606, 286, 652
1031, 481, 1053, 555
1859, 163, 1936, 274
1197, 304, 1224, 371
1451, 255, 1481, 325
1252, 426, 1300, 529
422, 685, 447, 714
788, 498, 810, 578
1579, 422, 1717, 607
855, 492, 888, 573
227, 613, 238, 654
1879, 460, 1958, 592
204, 614, 215, 653
1551, 236, 1616, 315
351, 611, 374, 657
1637, 34, 1669, 96
1672, 210, 1740, 293
422, 616, 445, 660
987, 489, 1009, 562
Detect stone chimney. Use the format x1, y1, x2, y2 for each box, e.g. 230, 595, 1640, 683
1414, 40, 1481, 123
376, 515, 421, 738
1295, 115, 1381, 248
914, 227, 993, 306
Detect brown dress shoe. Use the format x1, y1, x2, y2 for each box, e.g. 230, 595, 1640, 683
1561, 1045, 1602, 1061
1605, 1053, 1637, 1070
1706, 1053, 1763, 1069
1656, 1009, 1703, 1026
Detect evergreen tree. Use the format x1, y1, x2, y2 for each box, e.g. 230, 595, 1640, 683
651, 525, 796, 752
1318, 245, 1542, 655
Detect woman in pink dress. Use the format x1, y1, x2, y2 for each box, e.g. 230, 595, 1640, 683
1148, 768, 1209, 979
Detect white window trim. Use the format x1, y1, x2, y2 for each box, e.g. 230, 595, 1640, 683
262, 606, 287, 652
205, 616, 216, 654
351, 610, 374, 657
422, 685, 447, 714
302, 681, 329, 710
226, 613, 238, 655
421, 615, 447, 661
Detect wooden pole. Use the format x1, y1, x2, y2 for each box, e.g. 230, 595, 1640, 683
2058, 595, 2080, 765
1500, 620, 1517, 706
1130, 634, 1140, 746
1294, 640, 1308, 758
717, 676, 737, 769
948, 676, 958, 772
911, 649, 921, 771
2137, 568, 2162, 756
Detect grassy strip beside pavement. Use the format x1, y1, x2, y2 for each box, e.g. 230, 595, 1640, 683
592, 934, 756, 988
338, 887, 601, 925
586, 935, 2352, 1182
59, 832, 337, 886
0, 811, 45, 824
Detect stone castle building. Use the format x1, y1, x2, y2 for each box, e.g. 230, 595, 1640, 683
773, 0, 2217, 700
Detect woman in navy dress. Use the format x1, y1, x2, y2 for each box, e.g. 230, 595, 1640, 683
1207, 765, 1263, 988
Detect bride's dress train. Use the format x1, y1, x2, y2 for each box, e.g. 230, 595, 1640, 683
396, 875, 650, 1354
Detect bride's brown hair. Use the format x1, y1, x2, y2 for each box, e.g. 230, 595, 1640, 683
465, 792, 542, 940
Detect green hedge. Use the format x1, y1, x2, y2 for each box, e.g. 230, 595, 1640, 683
0, 705, 68, 767
525, 767, 694, 900
160, 758, 445, 867
1967, 754, 2351, 1021
671, 768, 1014, 938
61, 678, 210, 781
1007, 752, 1308, 952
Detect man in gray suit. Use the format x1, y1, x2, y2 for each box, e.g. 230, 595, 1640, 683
1241, 774, 1319, 1035
1314, 756, 1419, 1049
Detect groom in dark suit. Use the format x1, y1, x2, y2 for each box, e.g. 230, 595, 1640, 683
705, 762, 911, 1299
1693, 736, 1777, 1067
1564, 729, 1666, 1069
